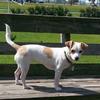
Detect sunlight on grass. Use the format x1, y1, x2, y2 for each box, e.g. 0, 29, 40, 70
71, 34, 100, 44
13, 32, 60, 43
0, 31, 60, 43
1, 32, 100, 43
0, 55, 14, 64
76, 55, 100, 64
0, 55, 100, 64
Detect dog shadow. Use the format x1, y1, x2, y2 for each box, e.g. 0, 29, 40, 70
30, 85, 98, 95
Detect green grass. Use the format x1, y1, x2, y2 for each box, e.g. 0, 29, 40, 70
1, 31, 100, 43
0, 9, 8, 13
77, 55, 100, 64
0, 32, 60, 43
0, 2, 8, 8
0, 55, 14, 64
0, 55, 100, 64
13, 32, 60, 43
71, 34, 100, 44
0, 2, 9, 13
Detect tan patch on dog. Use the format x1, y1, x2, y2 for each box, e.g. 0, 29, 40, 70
43, 47, 53, 59
65, 41, 74, 49
12, 44, 20, 50
81, 43, 88, 50
18, 46, 27, 56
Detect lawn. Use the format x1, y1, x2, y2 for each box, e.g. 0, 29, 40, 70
71, 34, 100, 44
0, 32, 60, 43
0, 55, 100, 64
1, 31, 100, 43
0, 2, 9, 13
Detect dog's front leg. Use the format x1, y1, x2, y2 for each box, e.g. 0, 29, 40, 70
54, 68, 63, 91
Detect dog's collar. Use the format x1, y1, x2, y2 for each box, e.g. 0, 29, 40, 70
64, 51, 73, 64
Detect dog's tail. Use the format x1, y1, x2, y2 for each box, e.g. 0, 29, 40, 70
5, 24, 20, 50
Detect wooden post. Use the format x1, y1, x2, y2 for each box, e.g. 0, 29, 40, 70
60, 33, 70, 43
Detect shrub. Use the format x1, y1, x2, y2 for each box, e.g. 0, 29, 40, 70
40, 6, 47, 15
56, 6, 65, 16
80, 9, 85, 17
10, 7, 25, 14
67, 12, 72, 16
34, 5, 42, 14
45, 6, 69, 16
10, 8, 16, 14
80, 6, 100, 17
10, 5, 71, 16
64, 7, 69, 15
46, 6, 56, 16
27, 7, 35, 14
86, 7, 93, 17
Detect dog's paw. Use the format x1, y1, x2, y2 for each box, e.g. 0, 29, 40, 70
24, 85, 34, 90
15, 82, 22, 85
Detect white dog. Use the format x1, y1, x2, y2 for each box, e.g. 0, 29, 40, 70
5, 24, 88, 91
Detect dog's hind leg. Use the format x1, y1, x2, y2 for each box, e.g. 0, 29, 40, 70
20, 64, 33, 89
14, 67, 22, 85
20, 68, 28, 89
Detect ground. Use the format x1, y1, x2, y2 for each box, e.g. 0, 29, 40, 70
0, 78, 100, 99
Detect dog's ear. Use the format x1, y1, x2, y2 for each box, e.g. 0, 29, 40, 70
65, 41, 74, 48
81, 42, 88, 50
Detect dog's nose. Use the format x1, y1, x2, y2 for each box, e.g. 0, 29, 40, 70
75, 57, 79, 61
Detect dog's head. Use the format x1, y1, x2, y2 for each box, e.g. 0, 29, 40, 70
65, 41, 88, 61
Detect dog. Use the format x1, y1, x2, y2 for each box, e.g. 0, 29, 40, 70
5, 24, 88, 91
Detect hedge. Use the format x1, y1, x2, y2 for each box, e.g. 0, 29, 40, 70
80, 6, 100, 17
10, 5, 72, 16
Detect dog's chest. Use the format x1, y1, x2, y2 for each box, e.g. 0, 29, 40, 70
62, 60, 72, 70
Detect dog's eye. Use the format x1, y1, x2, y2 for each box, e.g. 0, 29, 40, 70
79, 50, 82, 53
71, 50, 75, 54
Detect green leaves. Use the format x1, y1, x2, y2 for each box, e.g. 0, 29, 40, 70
80, 6, 100, 17
10, 5, 71, 16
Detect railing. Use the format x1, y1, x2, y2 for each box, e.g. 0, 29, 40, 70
0, 14, 100, 77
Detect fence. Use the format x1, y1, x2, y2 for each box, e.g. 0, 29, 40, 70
0, 14, 100, 77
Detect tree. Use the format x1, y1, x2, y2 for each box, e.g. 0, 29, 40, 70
89, 0, 96, 6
